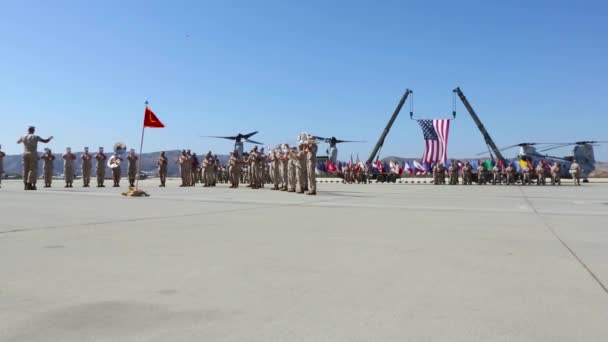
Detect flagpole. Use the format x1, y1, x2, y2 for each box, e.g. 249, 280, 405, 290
135, 102, 147, 189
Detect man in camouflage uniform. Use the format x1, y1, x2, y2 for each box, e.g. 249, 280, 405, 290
0, 145, 4, 188
81, 147, 93, 187
62, 147, 77, 188
287, 147, 298, 192
227, 150, 241, 188
462, 161, 473, 185
536, 161, 546, 186
437, 163, 446, 184
17, 126, 53, 190
570, 159, 581, 186
191, 153, 199, 186
492, 163, 501, 185
202, 152, 215, 187
257, 148, 266, 188
158, 151, 168, 187
178, 150, 191, 187
247, 147, 259, 189
280, 144, 289, 191
505, 162, 515, 185
521, 161, 532, 185
270, 148, 281, 190
476, 161, 487, 185
40, 148, 55, 188
126, 149, 138, 187
551, 162, 561, 186
298, 143, 308, 192
95, 147, 107, 187
448, 161, 459, 185
108, 152, 122, 187
305, 137, 318, 195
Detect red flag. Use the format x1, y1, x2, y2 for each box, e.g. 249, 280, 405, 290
143, 106, 164, 128
326, 161, 337, 173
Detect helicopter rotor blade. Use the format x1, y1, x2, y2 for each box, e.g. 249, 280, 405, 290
538, 143, 577, 153
243, 131, 259, 139
335, 140, 366, 143
244, 138, 264, 145
201, 135, 238, 140
312, 136, 331, 143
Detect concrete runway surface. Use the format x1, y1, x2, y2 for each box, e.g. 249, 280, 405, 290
1, 179, 607, 341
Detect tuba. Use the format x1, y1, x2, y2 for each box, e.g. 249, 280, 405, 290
114, 142, 127, 156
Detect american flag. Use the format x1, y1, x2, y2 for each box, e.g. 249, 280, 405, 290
417, 119, 451, 164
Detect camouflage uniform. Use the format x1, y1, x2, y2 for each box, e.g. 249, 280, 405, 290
95, 148, 107, 187
40, 149, 55, 187
81, 148, 93, 187
17, 127, 53, 190
62, 148, 76, 187
570, 161, 581, 186
158, 152, 168, 187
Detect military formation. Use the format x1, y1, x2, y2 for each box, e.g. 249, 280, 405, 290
0, 127, 589, 191
431, 160, 582, 186
168, 135, 318, 195
4, 127, 320, 194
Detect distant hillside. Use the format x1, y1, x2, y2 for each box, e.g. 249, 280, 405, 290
1, 150, 229, 177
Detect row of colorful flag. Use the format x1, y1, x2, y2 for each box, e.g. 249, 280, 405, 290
318, 159, 553, 175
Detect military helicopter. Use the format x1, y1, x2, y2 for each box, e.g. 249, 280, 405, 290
313, 135, 365, 163
202, 131, 263, 157
481, 141, 606, 182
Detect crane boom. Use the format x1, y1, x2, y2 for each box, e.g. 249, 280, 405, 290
366, 89, 412, 165
453, 87, 505, 162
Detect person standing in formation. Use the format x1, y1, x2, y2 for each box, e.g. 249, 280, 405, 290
178, 150, 191, 187
40, 148, 55, 188
287, 146, 298, 192
281, 144, 289, 191
492, 162, 501, 185
295, 143, 306, 193
63, 147, 77, 188
476, 162, 487, 185
157, 151, 168, 187
0, 145, 6, 188
448, 160, 458, 185
257, 148, 266, 188
551, 162, 561, 186
191, 153, 199, 186
203, 152, 215, 187
270, 147, 281, 190
95, 147, 107, 187
521, 161, 532, 185
247, 147, 259, 189
536, 161, 546, 186
462, 162, 473, 185
505, 162, 515, 185
570, 159, 581, 186
126, 149, 138, 187
108, 152, 122, 187
81, 147, 92, 187
17, 126, 53, 190
305, 136, 318, 195
227, 150, 241, 188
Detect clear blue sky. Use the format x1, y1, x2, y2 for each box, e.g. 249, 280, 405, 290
1, 0, 607, 160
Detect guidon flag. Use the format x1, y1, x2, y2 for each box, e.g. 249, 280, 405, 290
144, 106, 165, 128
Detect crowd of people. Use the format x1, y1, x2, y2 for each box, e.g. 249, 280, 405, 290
168, 138, 319, 195
430, 160, 582, 186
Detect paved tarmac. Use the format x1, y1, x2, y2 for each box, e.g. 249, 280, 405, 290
1, 179, 607, 341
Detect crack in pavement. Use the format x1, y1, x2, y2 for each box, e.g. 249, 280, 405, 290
519, 187, 608, 295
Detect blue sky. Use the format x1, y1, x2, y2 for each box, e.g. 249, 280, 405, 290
1, 0, 607, 160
